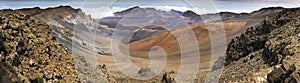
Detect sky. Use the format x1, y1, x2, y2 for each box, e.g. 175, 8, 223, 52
0, 0, 300, 19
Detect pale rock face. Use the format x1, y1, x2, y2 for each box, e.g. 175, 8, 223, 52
256, 76, 266, 82
64, 14, 78, 25
29, 60, 34, 66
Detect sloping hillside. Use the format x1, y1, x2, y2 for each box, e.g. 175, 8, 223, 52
15, 6, 111, 82
0, 10, 79, 82
214, 7, 300, 82
126, 21, 246, 58
122, 7, 286, 59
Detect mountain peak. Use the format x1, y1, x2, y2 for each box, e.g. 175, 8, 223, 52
170, 9, 183, 15
183, 10, 197, 14
132, 6, 140, 9
124, 6, 141, 11
113, 6, 141, 16
182, 10, 200, 18
183, 10, 198, 16
112, 6, 173, 17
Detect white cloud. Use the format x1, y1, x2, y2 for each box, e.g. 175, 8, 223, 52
258, 0, 300, 3
1, 6, 9, 9
82, 7, 127, 19
189, 7, 218, 15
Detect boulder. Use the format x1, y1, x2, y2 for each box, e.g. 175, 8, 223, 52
291, 72, 300, 82
138, 67, 152, 77
282, 59, 294, 71
267, 68, 285, 82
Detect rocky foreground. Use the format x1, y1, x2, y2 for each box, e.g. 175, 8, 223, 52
0, 10, 79, 82
214, 8, 300, 82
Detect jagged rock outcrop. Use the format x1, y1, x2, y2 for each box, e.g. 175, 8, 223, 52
0, 10, 79, 82
225, 8, 298, 66
216, 8, 300, 82
15, 6, 111, 82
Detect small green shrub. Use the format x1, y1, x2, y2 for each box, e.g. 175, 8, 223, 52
5, 61, 12, 68
36, 75, 44, 83
29, 33, 36, 39
73, 70, 78, 76
38, 56, 43, 64
3, 43, 9, 50
273, 76, 283, 83
0, 43, 10, 52
24, 28, 31, 33
25, 27, 37, 39
67, 60, 73, 65
37, 38, 45, 43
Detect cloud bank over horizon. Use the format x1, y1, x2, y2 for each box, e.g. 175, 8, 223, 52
82, 6, 222, 19
1, 0, 300, 19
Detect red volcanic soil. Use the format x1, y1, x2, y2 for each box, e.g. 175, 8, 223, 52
119, 21, 246, 58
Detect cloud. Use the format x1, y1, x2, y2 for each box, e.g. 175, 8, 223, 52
1, 5, 9, 9
214, 0, 300, 3
82, 7, 127, 19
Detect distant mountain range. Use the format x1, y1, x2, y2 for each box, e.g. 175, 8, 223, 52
116, 6, 286, 57
98, 6, 245, 43
98, 6, 286, 43
100, 6, 188, 29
